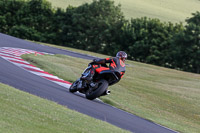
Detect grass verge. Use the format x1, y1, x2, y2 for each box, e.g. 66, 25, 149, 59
0, 83, 129, 133
47, 0, 200, 23
22, 44, 200, 133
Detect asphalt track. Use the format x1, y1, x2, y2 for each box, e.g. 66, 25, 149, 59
0, 33, 178, 133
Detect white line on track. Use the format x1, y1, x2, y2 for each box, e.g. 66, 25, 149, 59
0, 53, 21, 59
29, 71, 61, 79
11, 63, 42, 71
3, 57, 30, 63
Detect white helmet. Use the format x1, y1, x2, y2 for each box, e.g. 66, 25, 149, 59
116, 51, 127, 61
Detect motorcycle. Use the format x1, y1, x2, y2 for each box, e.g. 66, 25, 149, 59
69, 63, 122, 100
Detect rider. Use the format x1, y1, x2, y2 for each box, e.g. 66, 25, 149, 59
82, 51, 127, 82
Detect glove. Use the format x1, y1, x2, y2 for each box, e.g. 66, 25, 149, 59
93, 59, 98, 63
89, 59, 99, 64
93, 59, 105, 64
89, 61, 96, 65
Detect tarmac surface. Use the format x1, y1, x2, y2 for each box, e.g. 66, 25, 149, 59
0, 33, 178, 133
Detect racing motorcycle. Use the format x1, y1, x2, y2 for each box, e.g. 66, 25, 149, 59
69, 63, 122, 100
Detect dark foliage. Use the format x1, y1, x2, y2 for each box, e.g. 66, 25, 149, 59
0, 0, 199, 73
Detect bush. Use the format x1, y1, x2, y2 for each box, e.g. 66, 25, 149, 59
0, 0, 199, 73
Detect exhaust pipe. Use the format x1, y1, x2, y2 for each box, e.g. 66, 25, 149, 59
101, 90, 111, 96
106, 90, 111, 95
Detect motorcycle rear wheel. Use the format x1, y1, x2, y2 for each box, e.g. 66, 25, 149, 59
86, 79, 108, 100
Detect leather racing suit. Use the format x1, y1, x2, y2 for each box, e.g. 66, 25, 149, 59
83, 57, 126, 81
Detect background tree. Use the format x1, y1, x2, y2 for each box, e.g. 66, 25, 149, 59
17, 0, 54, 42
0, 0, 25, 33
171, 11, 200, 73
121, 17, 183, 66
0, 0, 199, 73
61, 0, 126, 55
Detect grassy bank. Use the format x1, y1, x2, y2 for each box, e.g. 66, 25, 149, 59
22, 43, 200, 133
0, 83, 129, 133
47, 0, 200, 23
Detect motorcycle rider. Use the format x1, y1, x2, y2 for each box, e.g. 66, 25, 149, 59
81, 51, 127, 82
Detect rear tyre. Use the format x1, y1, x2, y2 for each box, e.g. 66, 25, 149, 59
69, 80, 79, 93
86, 79, 108, 100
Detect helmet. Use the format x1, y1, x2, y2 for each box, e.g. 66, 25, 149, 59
116, 51, 127, 61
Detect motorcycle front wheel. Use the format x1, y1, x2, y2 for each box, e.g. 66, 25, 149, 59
86, 79, 108, 100
69, 80, 79, 93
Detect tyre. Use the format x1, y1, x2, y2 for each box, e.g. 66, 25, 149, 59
86, 79, 108, 100
69, 80, 79, 93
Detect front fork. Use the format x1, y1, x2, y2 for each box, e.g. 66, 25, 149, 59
77, 79, 83, 89
81, 64, 92, 78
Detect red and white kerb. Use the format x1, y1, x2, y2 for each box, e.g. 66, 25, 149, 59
0, 47, 72, 88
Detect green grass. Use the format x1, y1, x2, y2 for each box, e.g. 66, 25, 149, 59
22, 43, 200, 133
47, 0, 200, 23
0, 83, 129, 133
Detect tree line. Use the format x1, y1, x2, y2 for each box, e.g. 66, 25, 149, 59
0, 0, 199, 73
